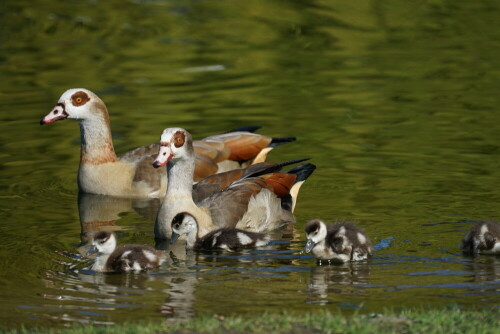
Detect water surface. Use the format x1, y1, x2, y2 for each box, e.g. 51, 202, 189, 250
1, 0, 500, 329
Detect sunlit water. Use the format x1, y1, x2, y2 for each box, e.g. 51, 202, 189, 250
1, 0, 500, 329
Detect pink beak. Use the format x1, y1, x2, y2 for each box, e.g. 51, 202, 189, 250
40, 103, 68, 125
152, 145, 173, 168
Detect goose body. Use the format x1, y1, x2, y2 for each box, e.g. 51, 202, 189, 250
153, 127, 316, 240
171, 212, 270, 250
40, 88, 295, 197
461, 221, 500, 255
87, 231, 165, 272
304, 220, 372, 264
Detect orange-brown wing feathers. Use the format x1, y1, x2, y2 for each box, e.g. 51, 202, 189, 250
262, 173, 297, 198
205, 132, 273, 161
194, 154, 219, 181
193, 140, 231, 163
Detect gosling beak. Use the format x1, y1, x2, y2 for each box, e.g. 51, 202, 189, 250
170, 232, 180, 244
152, 145, 173, 168
40, 103, 68, 125
304, 239, 316, 253
85, 245, 98, 257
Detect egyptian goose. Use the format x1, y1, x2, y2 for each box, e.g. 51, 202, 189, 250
170, 212, 270, 250
40, 88, 295, 197
86, 231, 166, 272
304, 219, 372, 264
152, 127, 316, 240
461, 221, 500, 255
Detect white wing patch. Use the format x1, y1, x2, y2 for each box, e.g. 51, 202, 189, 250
133, 262, 142, 271
237, 232, 253, 245
142, 250, 157, 262
121, 250, 132, 258
357, 232, 366, 244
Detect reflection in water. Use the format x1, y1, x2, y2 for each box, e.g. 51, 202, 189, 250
77, 193, 160, 253
3, 0, 500, 329
307, 263, 371, 305
463, 256, 500, 284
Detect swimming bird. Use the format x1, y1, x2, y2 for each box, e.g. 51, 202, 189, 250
152, 127, 316, 240
170, 212, 270, 251
304, 219, 372, 264
86, 231, 166, 272
40, 88, 295, 197
461, 221, 500, 255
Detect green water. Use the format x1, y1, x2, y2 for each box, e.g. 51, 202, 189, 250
1, 0, 500, 329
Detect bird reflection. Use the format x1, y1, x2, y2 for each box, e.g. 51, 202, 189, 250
76, 192, 160, 254
463, 255, 500, 283
307, 262, 371, 304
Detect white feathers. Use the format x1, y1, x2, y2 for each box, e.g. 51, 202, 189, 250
237, 232, 253, 245
142, 250, 158, 262
357, 232, 366, 244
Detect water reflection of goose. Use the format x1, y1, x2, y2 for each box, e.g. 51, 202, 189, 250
76, 193, 160, 257
307, 263, 371, 303
78, 193, 160, 234
304, 220, 372, 264
461, 221, 500, 255
40, 88, 295, 197
152, 127, 316, 240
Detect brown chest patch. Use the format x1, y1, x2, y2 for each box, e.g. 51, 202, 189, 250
71, 91, 90, 106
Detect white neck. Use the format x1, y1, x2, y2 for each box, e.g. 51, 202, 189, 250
156, 148, 211, 239
185, 227, 198, 249
79, 115, 117, 165
91, 253, 110, 272
166, 157, 195, 198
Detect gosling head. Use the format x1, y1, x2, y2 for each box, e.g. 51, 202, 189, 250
86, 231, 117, 256
170, 212, 198, 244
304, 219, 327, 253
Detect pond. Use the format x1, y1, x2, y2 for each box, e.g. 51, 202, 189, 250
1, 0, 500, 329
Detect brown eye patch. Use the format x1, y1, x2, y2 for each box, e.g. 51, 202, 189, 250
71, 91, 90, 106
173, 131, 185, 148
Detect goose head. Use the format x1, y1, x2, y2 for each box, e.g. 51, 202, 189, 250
86, 231, 117, 256
304, 219, 327, 253
170, 212, 198, 244
152, 128, 194, 168
40, 88, 108, 125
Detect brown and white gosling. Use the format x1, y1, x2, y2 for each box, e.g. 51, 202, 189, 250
171, 212, 270, 251
87, 231, 166, 272
461, 221, 500, 255
304, 219, 372, 264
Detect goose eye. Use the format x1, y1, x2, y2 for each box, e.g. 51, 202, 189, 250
76, 97, 83, 103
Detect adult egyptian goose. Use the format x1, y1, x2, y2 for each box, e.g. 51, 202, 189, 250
170, 212, 270, 251
40, 88, 295, 197
304, 219, 372, 264
152, 127, 316, 240
461, 221, 500, 255
86, 231, 166, 272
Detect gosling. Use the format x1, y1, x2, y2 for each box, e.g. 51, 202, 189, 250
87, 231, 166, 272
461, 221, 500, 255
304, 219, 372, 264
171, 212, 270, 251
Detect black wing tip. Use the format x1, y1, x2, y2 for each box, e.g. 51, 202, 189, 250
276, 158, 310, 169
287, 163, 317, 182
270, 137, 296, 147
